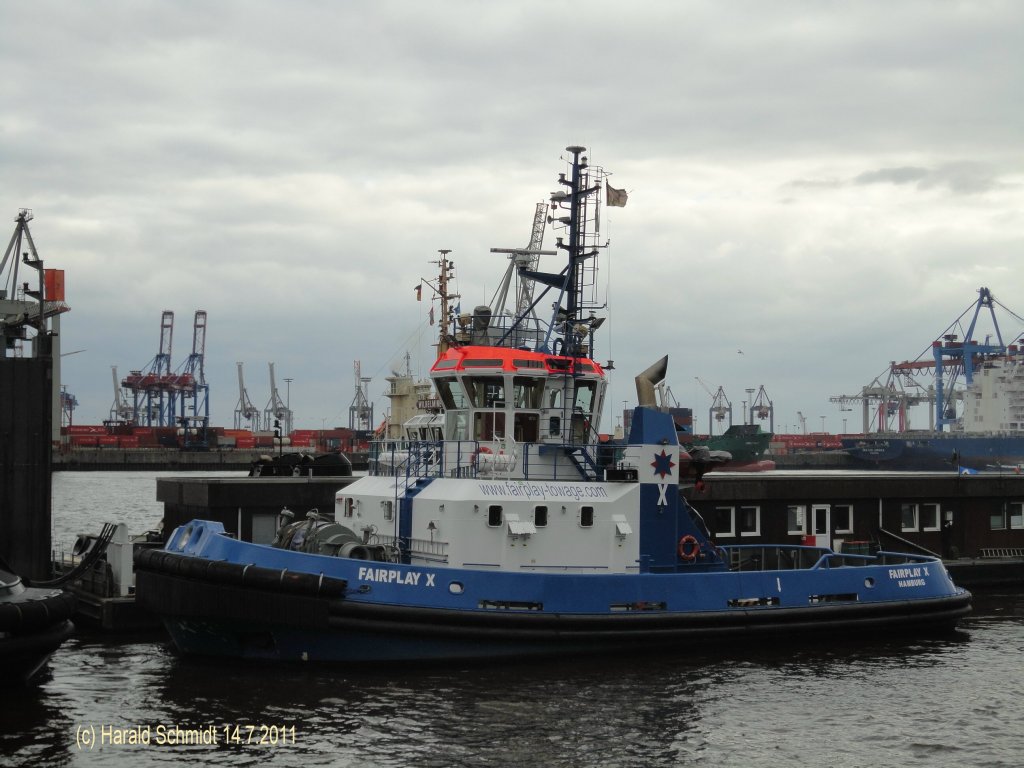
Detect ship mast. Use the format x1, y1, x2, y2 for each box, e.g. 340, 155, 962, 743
431, 249, 459, 358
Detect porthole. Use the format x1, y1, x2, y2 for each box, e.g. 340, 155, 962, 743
864, 577, 875, 588
449, 582, 465, 595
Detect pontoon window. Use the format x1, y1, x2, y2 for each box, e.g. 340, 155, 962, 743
901, 503, 919, 532
787, 505, 806, 535
991, 506, 1007, 530
1011, 502, 1024, 530
921, 503, 941, 532
738, 505, 760, 537
715, 506, 736, 537
834, 504, 853, 534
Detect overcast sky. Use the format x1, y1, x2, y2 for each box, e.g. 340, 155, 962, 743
2, 1, 1023, 436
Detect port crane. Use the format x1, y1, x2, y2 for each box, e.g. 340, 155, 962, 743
748, 385, 774, 432
109, 366, 134, 424
694, 377, 732, 435
121, 310, 177, 427
234, 362, 261, 431
349, 360, 374, 432
174, 310, 209, 448
838, 287, 1021, 433
263, 362, 292, 437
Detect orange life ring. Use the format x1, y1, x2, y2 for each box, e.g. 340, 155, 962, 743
677, 534, 700, 561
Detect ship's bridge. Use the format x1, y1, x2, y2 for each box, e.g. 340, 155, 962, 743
431, 346, 606, 445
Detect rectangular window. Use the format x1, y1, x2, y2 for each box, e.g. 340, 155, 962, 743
488, 505, 503, 527
715, 506, 736, 538
580, 506, 594, 527
787, 505, 806, 535
534, 505, 548, 527
382, 500, 394, 521
1011, 502, 1024, 530
834, 504, 853, 534
738, 505, 760, 537
343, 498, 354, 518
921, 503, 941, 532
901, 503, 919, 532
991, 506, 1007, 530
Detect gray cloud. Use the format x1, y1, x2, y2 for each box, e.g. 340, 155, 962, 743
3, 0, 1024, 433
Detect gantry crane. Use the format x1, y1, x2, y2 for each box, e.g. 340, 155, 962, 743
109, 366, 134, 424
263, 362, 292, 436
748, 385, 774, 432
349, 360, 374, 432
234, 362, 261, 431
174, 310, 209, 448
836, 287, 1019, 433
694, 377, 732, 435
121, 310, 177, 427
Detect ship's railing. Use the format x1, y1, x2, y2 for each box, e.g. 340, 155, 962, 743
721, 544, 942, 572
369, 438, 623, 482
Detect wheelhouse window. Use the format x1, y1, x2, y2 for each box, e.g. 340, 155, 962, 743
921, 503, 941, 532
714, 506, 736, 537
474, 411, 506, 441
573, 380, 598, 414
435, 376, 468, 409
487, 505, 503, 527
512, 376, 545, 409
463, 376, 505, 408
901, 503, 919, 532
738, 505, 760, 537
534, 505, 548, 527
831, 504, 853, 534
787, 505, 806, 535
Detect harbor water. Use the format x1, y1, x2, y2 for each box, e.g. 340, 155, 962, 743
4, 471, 1024, 767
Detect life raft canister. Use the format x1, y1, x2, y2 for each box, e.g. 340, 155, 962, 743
471, 445, 493, 465
677, 534, 700, 561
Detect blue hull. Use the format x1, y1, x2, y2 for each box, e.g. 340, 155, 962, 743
842, 434, 1024, 471
136, 521, 971, 663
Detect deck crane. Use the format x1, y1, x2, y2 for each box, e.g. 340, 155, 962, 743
694, 377, 732, 435
349, 360, 374, 432
109, 366, 134, 424
263, 362, 292, 437
486, 202, 558, 349
122, 311, 176, 427
234, 362, 261, 431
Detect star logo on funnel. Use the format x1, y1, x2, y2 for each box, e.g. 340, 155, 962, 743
651, 449, 675, 479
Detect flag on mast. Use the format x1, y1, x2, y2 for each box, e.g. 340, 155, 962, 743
606, 181, 628, 207
415, 284, 422, 301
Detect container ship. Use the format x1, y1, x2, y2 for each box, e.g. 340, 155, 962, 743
843, 354, 1024, 472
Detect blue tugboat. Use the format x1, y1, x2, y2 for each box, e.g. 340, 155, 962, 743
136, 147, 971, 662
